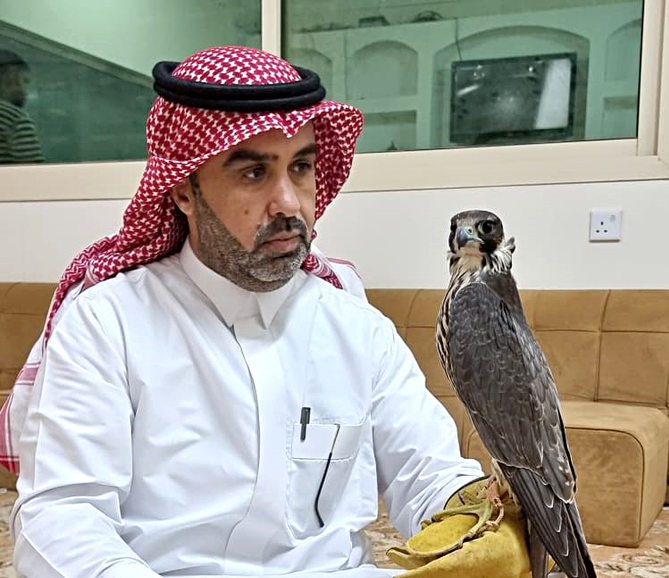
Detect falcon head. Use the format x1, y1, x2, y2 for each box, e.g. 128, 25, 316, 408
448, 210, 515, 271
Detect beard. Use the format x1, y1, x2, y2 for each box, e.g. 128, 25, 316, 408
192, 193, 310, 293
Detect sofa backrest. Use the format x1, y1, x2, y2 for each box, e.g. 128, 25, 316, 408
2, 283, 669, 450
366, 289, 669, 447
0, 283, 55, 403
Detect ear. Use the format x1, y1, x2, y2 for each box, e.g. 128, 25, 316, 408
169, 178, 196, 217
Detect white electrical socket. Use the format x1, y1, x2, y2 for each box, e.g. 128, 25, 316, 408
589, 209, 622, 242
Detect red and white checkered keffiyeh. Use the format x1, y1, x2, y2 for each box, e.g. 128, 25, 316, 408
0, 46, 364, 474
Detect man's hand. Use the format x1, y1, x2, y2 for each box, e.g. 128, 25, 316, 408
386, 478, 532, 578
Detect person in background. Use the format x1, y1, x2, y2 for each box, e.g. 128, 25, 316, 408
0, 49, 44, 164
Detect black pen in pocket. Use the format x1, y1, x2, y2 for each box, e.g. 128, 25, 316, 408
300, 406, 311, 441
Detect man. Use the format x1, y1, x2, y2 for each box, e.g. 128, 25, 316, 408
7, 46, 485, 578
0, 50, 44, 164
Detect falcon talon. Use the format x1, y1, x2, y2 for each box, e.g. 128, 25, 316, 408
483, 520, 500, 532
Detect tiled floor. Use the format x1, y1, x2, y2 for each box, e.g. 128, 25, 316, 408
0, 489, 666, 577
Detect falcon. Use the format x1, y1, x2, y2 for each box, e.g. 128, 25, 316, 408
435, 209, 597, 578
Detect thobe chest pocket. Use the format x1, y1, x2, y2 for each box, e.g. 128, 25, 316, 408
286, 418, 366, 539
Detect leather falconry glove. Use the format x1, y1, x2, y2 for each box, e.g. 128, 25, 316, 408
386, 477, 532, 578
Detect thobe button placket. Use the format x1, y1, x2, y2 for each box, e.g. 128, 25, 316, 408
225, 314, 288, 575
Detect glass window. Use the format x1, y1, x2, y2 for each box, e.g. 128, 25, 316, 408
0, 0, 261, 165
283, 0, 643, 153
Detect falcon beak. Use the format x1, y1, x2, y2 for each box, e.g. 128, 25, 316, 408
456, 226, 483, 249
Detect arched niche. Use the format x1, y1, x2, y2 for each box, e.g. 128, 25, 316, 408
602, 19, 641, 138
286, 48, 333, 97
431, 25, 589, 147
605, 19, 641, 81
347, 41, 417, 100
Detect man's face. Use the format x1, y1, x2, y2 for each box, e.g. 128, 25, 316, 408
0, 66, 30, 108
171, 122, 318, 292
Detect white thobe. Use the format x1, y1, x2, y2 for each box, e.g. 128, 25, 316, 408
12, 240, 483, 578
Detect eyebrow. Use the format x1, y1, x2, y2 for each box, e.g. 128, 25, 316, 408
295, 143, 318, 158
223, 142, 318, 168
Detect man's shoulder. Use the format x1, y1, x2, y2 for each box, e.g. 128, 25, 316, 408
305, 274, 389, 326
75, 253, 186, 307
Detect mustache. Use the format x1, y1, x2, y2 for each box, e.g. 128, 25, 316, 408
254, 217, 308, 248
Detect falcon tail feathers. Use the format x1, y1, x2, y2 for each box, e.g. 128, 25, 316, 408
528, 521, 549, 578
500, 465, 597, 578
567, 498, 598, 578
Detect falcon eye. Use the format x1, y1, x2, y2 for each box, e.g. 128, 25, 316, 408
479, 220, 495, 235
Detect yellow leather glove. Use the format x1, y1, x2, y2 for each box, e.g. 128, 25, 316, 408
386, 478, 532, 578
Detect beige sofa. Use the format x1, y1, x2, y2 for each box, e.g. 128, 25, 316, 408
2, 283, 668, 548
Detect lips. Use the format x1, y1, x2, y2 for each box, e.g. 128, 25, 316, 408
255, 216, 308, 253
269, 233, 300, 242
262, 234, 302, 253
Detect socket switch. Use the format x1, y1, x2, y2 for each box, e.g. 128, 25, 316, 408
589, 209, 621, 242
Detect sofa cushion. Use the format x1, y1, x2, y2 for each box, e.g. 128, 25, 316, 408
365, 289, 416, 328
0, 283, 56, 489
603, 290, 669, 332
404, 327, 450, 399
533, 290, 608, 331
0, 284, 53, 376
534, 330, 600, 401
598, 332, 669, 407
462, 401, 669, 547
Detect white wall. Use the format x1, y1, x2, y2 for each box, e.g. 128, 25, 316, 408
1, 179, 667, 289
0, 200, 126, 282
316, 179, 669, 289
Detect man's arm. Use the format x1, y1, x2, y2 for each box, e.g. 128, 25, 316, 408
370, 316, 484, 538
12, 295, 159, 578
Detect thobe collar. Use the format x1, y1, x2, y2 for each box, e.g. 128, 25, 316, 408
179, 237, 305, 329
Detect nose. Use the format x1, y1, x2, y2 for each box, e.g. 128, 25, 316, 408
269, 175, 301, 217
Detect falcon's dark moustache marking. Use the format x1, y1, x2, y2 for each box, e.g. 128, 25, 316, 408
481, 238, 499, 254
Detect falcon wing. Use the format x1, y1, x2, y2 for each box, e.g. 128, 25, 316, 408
448, 281, 595, 577
447, 281, 572, 492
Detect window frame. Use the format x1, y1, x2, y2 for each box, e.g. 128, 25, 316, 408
1, 0, 667, 202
